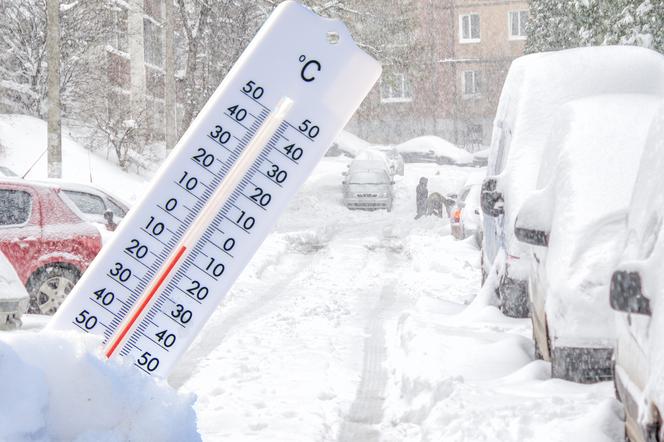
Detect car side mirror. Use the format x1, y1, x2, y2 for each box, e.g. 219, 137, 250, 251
342, 180, 347, 185
480, 177, 503, 217
342, 171, 347, 176
610, 270, 651, 315
104, 210, 117, 231
513, 192, 551, 247
390, 181, 395, 185
514, 223, 549, 246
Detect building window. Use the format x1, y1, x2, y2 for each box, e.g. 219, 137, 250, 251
144, 19, 163, 67
380, 72, 412, 103
110, 6, 128, 53
459, 13, 480, 43
508, 11, 528, 40
462, 71, 480, 97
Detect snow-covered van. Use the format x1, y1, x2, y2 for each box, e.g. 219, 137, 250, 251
514, 94, 661, 383
610, 104, 664, 441
481, 46, 664, 318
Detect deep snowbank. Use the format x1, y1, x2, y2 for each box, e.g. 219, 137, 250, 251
0, 331, 200, 441
0, 114, 150, 203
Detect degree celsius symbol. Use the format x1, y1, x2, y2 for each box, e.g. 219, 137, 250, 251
299, 54, 321, 82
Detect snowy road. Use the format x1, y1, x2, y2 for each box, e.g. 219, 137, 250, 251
163, 157, 624, 441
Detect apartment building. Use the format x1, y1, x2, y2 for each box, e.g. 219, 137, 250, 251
349, 0, 529, 149
106, 0, 172, 144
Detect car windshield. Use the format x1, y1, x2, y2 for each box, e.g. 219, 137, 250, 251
348, 172, 388, 184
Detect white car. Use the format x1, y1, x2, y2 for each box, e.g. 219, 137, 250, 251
610, 104, 664, 441
481, 46, 664, 318
0, 250, 29, 329
451, 173, 483, 246
342, 157, 394, 211
514, 94, 661, 382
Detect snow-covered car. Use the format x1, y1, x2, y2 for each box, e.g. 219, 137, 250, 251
395, 136, 473, 165
481, 46, 664, 318
0, 250, 29, 329
472, 148, 489, 167
610, 105, 664, 441
326, 130, 371, 158
342, 158, 394, 211
513, 94, 661, 383
376, 146, 405, 176
451, 173, 483, 246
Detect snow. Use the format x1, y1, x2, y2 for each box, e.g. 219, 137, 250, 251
395, 136, 473, 164
0, 119, 624, 440
162, 155, 619, 440
0, 114, 150, 203
0, 331, 199, 441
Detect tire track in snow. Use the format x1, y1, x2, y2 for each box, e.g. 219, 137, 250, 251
338, 251, 399, 442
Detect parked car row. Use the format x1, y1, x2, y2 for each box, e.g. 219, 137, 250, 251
0, 177, 129, 327
480, 46, 664, 441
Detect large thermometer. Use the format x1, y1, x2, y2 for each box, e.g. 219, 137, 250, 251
48, 1, 380, 377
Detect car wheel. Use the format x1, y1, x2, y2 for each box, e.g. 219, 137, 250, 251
26, 266, 80, 315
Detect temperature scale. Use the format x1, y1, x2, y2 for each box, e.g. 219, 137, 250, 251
48, 1, 381, 377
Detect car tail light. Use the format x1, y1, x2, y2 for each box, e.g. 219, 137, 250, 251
453, 208, 461, 223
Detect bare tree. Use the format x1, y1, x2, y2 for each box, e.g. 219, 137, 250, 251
46, 0, 61, 178
164, 0, 177, 150
176, 0, 211, 129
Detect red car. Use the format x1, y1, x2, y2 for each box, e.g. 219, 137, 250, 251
0, 179, 106, 314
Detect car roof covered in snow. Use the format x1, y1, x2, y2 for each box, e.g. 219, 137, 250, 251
491, 45, 664, 252
395, 136, 473, 163
28, 179, 130, 209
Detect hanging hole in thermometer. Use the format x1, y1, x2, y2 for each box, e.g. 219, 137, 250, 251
48, 0, 381, 378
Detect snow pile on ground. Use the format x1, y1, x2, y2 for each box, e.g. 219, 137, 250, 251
0, 114, 150, 203
379, 237, 624, 442
0, 330, 199, 441
396, 136, 473, 164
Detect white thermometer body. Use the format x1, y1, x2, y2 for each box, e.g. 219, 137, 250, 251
49, 1, 381, 377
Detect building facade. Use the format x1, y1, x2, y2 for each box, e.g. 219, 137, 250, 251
106, 0, 178, 145
348, 0, 529, 149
